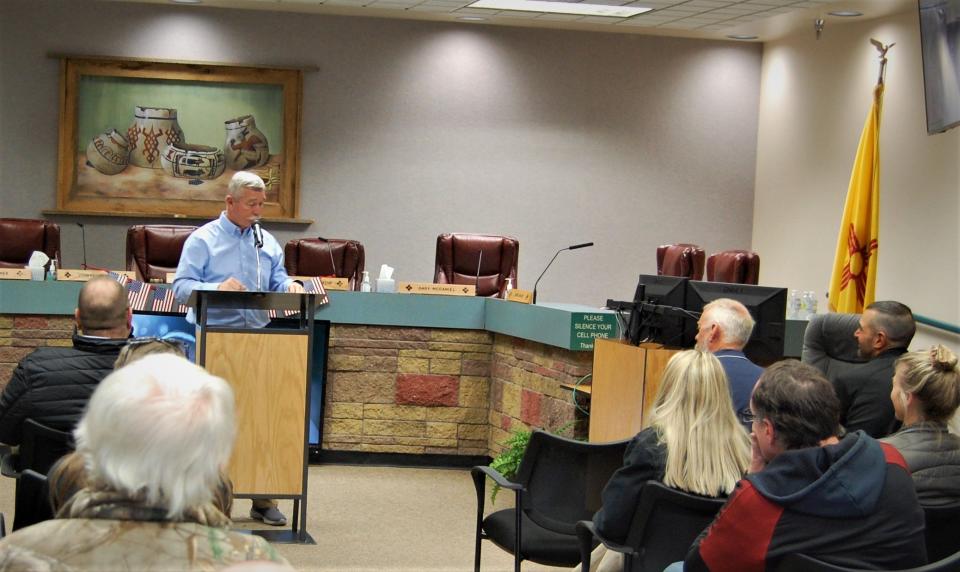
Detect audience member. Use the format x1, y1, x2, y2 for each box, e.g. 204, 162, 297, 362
0, 277, 130, 446
0, 354, 289, 570
694, 298, 763, 424
833, 300, 916, 437
881, 345, 960, 507
588, 350, 750, 571
684, 360, 926, 571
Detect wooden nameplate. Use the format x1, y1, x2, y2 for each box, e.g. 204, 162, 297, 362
0, 268, 32, 280
289, 276, 349, 291
396, 282, 476, 296
56, 269, 135, 282
506, 289, 534, 304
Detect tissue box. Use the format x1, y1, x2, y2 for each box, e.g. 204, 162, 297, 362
376, 278, 396, 293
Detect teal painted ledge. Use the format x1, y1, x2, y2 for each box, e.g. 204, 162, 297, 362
0, 282, 619, 351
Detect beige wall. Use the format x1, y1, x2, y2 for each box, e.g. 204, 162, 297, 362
0, 0, 761, 307
753, 8, 960, 351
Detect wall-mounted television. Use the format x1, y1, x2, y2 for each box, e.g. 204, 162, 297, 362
919, 0, 960, 134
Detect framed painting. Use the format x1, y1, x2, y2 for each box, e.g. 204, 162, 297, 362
54, 56, 304, 221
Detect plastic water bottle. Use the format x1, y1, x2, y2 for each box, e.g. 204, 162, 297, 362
787, 289, 800, 319
47, 260, 57, 281
805, 291, 818, 318
360, 271, 372, 292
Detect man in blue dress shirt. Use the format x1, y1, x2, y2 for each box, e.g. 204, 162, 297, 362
694, 298, 764, 425
174, 171, 303, 526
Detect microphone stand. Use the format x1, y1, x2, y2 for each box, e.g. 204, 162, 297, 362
475, 249, 483, 295
77, 223, 88, 269
532, 242, 594, 304
252, 221, 264, 291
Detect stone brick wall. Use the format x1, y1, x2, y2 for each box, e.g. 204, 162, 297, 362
0, 315, 74, 389
323, 325, 494, 456
1, 314, 596, 459
487, 335, 592, 455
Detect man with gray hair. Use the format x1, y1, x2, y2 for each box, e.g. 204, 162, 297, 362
694, 298, 763, 424
0, 354, 290, 569
173, 171, 302, 526
833, 300, 916, 437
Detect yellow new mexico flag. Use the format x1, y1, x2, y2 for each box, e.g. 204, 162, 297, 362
829, 83, 884, 313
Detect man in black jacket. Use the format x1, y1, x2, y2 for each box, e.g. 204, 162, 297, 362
0, 276, 131, 445
833, 300, 915, 437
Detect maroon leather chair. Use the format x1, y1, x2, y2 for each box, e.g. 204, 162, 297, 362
0, 218, 61, 269
434, 233, 519, 298
125, 225, 198, 283
707, 249, 760, 285
656, 243, 705, 280
284, 238, 365, 291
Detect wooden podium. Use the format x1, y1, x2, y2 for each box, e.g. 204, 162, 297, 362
588, 338, 679, 442
190, 290, 316, 544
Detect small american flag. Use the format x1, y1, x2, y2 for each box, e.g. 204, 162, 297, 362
107, 271, 131, 287
126, 280, 154, 312
152, 287, 175, 313
304, 277, 329, 306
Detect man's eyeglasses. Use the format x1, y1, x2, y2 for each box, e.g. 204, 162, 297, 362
740, 410, 758, 424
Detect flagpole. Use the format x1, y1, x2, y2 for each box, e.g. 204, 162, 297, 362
870, 38, 895, 86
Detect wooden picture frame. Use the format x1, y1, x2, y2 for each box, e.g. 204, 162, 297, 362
53, 56, 304, 221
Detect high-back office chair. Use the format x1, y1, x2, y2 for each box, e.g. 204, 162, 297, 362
471, 431, 629, 571
434, 233, 519, 298
656, 244, 704, 280
706, 249, 760, 285
576, 481, 727, 572
800, 313, 867, 383
284, 238, 365, 291
0, 218, 61, 269
924, 503, 960, 563
125, 225, 197, 283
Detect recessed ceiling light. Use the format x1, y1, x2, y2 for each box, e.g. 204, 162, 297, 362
828, 10, 863, 17
727, 34, 758, 40
467, 0, 652, 18
458, 16, 488, 21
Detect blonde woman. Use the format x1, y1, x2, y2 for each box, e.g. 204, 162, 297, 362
881, 345, 960, 506
588, 350, 750, 571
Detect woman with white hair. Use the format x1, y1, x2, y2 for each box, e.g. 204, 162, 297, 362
585, 349, 751, 572
0, 354, 289, 570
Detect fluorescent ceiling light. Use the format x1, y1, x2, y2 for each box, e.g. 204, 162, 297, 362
828, 10, 862, 17
467, 0, 652, 18
727, 34, 758, 40
170, 0, 203, 4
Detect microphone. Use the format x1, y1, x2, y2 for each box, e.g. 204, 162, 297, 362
252, 220, 264, 249
532, 241, 595, 304
475, 249, 483, 294
77, 223, 88, 269
317, 236, 338, 278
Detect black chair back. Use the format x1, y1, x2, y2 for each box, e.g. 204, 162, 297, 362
12, 420, 74, 531
516, 431, 627, 536
623, 481, 727, 572
13, 470, 51, 531
777, 551, 960, 572
20, 419, 74, 475
925, 503, 960, 563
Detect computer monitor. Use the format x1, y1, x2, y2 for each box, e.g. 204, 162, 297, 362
626, 274, 688, 347
684, 280, 787, 366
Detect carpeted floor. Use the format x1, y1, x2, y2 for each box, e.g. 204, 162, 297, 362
0, 464, 564, 571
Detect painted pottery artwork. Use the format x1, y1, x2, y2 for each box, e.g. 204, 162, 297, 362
127, 106, 185, 169
85, 129, 130, 175
160, 142, 226, 181
224, 115, 270, 170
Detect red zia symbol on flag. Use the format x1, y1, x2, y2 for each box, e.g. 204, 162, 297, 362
839, 223, 878, 306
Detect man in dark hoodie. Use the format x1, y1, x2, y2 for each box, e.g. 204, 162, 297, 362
684, 360, 926, 572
